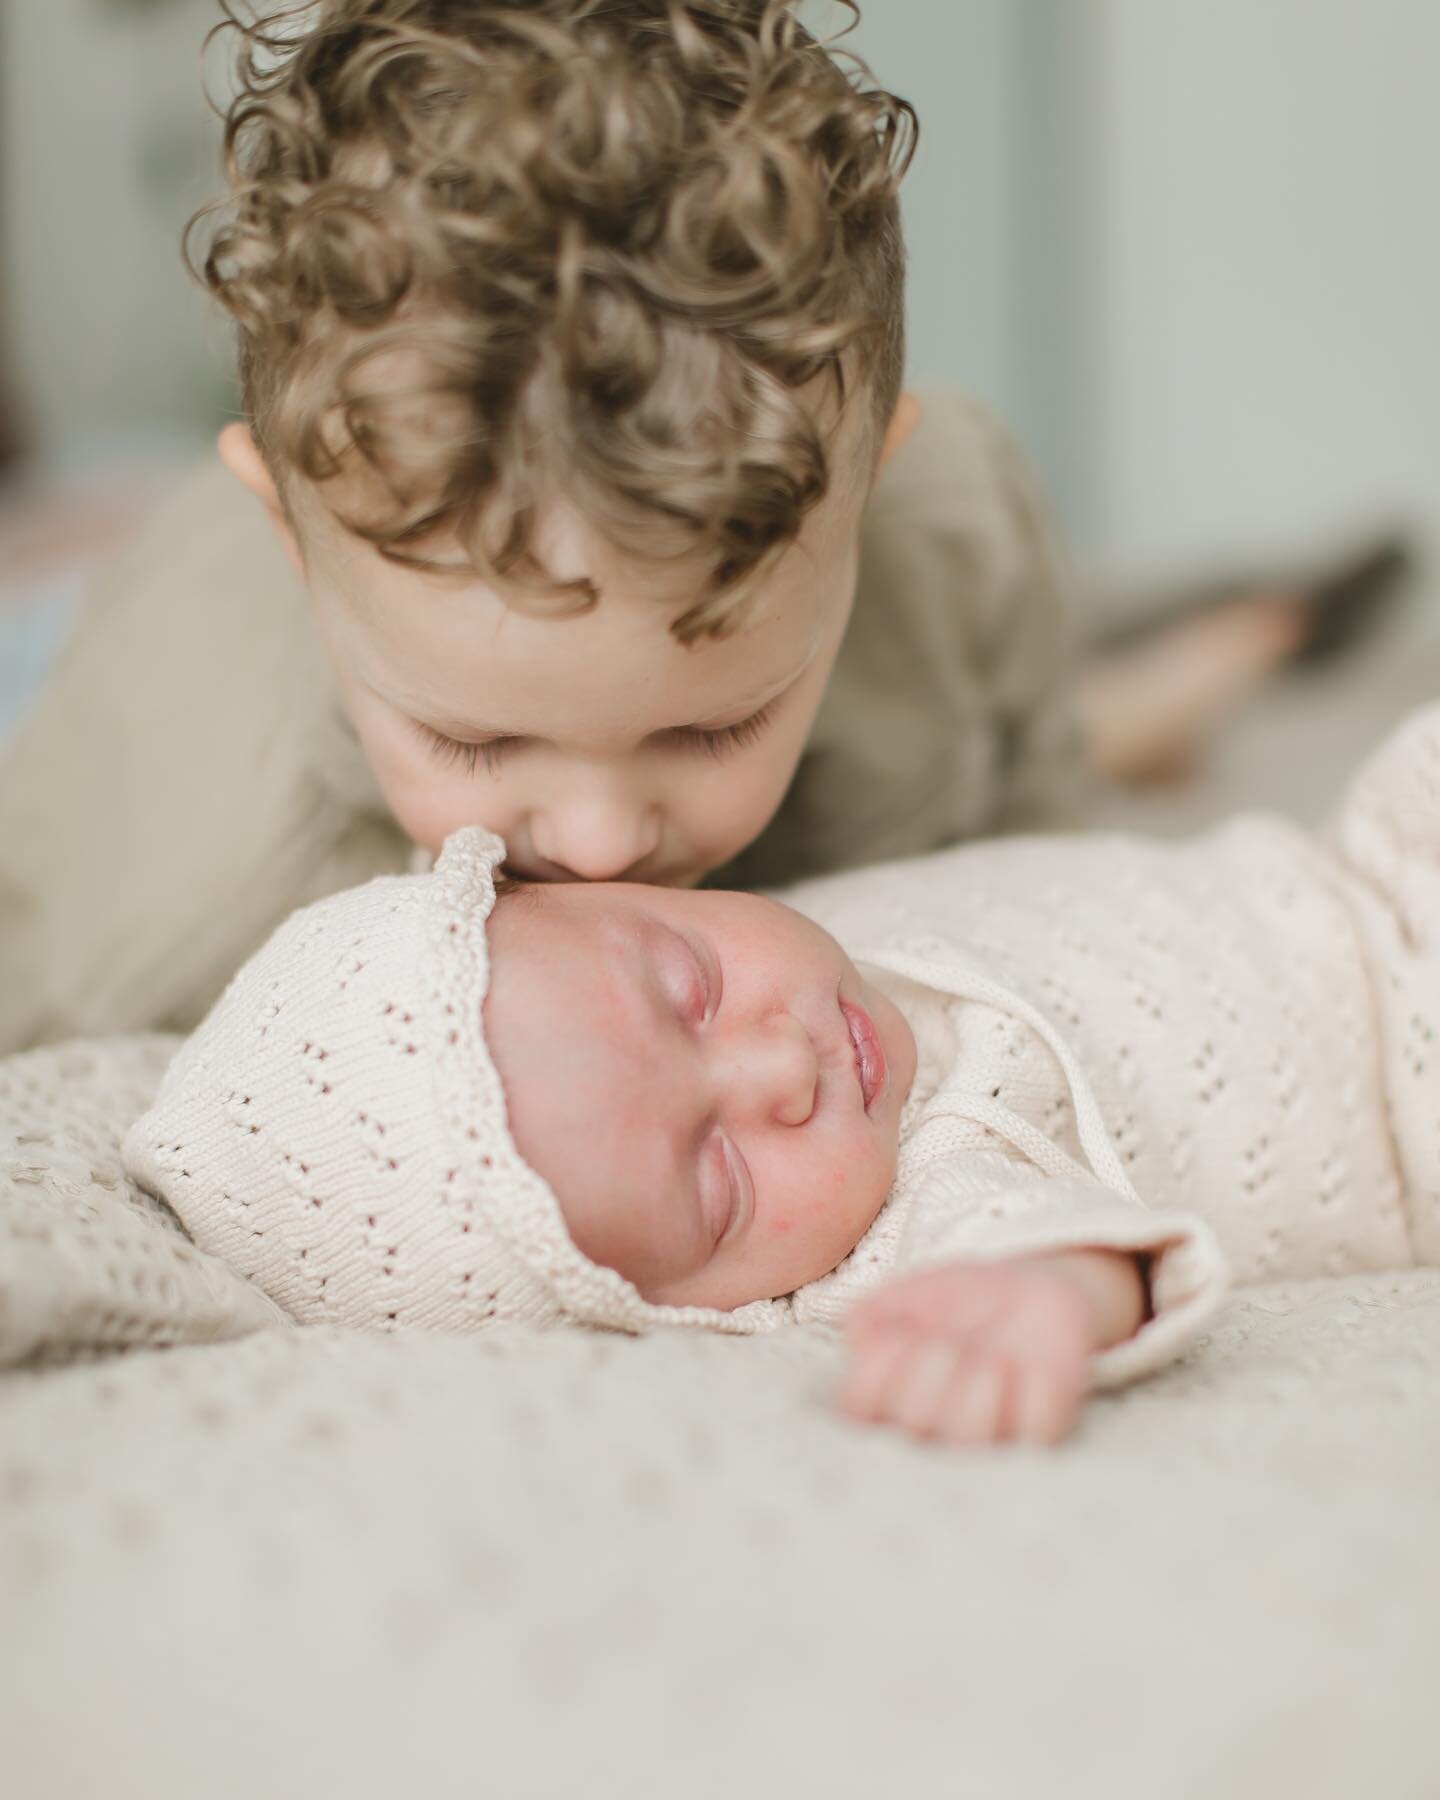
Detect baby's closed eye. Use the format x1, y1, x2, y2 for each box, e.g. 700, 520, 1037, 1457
649, 922, 720, 1026
697, 1130, 749, 1251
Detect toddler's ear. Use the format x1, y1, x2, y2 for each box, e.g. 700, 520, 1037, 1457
877, 390, 922, 470
217, 422, 304, 578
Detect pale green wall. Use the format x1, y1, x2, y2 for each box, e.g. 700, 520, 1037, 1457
844, 0, 1020, 412
1087, 0, 1440, 578
844, 0, 1084, 528
0, 0, 225, 459
0, 0, 1052, 480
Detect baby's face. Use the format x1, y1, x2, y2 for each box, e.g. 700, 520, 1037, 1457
485, 884, 917, 1310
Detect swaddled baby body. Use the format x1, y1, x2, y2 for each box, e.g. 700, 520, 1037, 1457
126, 706, 1440, 1447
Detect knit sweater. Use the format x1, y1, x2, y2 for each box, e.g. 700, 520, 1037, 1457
782, 706, 1440, 1379
111, 708, 1440, 1379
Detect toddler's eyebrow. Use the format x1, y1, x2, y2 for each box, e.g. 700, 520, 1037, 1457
384, 691, 515, 741
685, 667, 806, 732
418, 713, 508, 740
689, 628, 832, 728
405, 662, 811, 743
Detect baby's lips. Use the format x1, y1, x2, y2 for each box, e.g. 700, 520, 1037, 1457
840, 999, 886, 1112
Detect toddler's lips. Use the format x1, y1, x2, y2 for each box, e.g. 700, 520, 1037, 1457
840, 1000, 886, 1113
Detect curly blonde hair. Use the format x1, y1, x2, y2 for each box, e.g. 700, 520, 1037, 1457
190, 0, 916, 638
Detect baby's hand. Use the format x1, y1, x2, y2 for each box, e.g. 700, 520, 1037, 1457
838, 1249, 1145, 1448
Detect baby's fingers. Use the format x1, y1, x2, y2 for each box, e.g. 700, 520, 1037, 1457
932, 1356, 1010, 1446
839, 1332, 1011, 1446
836, 1327, 916, 1425
1009, 1356, 1088, 1446
889, 1340, 979, 1441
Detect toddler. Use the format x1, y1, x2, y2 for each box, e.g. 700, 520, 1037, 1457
1, 0, 1314, 1058
126, 705, 1440, 1447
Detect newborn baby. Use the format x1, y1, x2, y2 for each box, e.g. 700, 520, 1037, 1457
126, 705, 1440, 1447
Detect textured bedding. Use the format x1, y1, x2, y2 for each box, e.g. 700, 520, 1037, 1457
3, 1036, 1440, 1800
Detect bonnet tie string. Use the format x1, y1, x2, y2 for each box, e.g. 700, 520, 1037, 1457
861, 947, 1147, 1212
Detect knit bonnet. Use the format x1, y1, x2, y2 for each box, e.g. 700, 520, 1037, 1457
123, 829, 793, 1336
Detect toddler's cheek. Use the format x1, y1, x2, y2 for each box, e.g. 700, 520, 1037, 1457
338, 711, 490, 850
678, 750, 806, 862
385, 767, 502, 856
387, 791, 451, 856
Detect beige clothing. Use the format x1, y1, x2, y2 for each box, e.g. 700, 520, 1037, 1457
718, 391, 1079, 886
0, 391, 1079, 1055
787, 945, 1226, 1389
118, 708, 1440, 1396
778, 705, 1440, 1380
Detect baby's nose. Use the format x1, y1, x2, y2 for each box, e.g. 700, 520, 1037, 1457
721, 1013, 818, 1128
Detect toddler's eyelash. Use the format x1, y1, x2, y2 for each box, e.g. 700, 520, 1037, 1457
667, 702, 776, 761
417, 702, 776, 775
420, 728, 516, 777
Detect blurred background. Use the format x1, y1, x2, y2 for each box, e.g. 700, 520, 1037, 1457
2, 0, 1438, 808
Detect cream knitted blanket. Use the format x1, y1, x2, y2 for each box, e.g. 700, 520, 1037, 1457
3, 1036, 1440, 1799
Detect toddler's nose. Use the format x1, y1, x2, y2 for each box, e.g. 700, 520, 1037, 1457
531, 802, 662, 883
719, 1013, 818, 1128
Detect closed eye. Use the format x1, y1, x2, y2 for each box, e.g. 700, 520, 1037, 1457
700, 1131, 750, 1250
419, 725, 523, 776
415, 697, 776, 775
659, 701, 776, 761
653, 923, 717, 1025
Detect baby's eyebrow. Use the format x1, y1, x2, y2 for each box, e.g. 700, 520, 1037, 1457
602, 913, 688, 1036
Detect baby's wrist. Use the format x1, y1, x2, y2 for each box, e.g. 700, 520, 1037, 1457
1024, 1246, 1149, 1351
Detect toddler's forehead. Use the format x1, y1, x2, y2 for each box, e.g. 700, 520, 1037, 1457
290, 372, 875, 617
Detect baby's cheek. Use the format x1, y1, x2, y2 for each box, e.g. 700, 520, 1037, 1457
767, 1168, 857, 1249
749, 1142, 890, 1289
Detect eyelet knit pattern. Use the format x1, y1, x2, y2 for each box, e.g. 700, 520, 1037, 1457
122, 707, 1440, 1352
784, 705, 1440, 1291
0, 1035, 283, 1367
1327, 703, 1440, 1263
